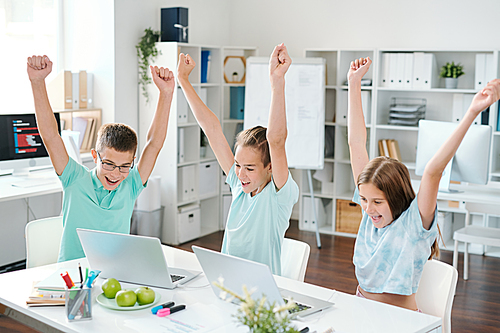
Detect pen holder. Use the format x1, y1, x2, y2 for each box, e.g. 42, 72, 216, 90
65, 287, 92, 322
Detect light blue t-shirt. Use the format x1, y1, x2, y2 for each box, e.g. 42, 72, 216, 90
221, 164, 299, 275
352, 187, 438, 295
57, 157, 146, 262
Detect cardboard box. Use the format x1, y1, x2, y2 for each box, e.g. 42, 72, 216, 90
335, 199, 362, 234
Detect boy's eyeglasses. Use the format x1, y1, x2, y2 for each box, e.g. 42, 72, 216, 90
96, 151, 134, 173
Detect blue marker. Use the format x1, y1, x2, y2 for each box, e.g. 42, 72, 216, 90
151, 301, 175, 315
85, 270, 101, 288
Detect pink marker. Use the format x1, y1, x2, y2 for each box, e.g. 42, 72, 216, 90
157, 305, 186, 317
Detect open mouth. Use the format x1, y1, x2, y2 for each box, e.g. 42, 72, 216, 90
370, 215, 382, 224
105, 176, 120, 186
240, 180, 250, 187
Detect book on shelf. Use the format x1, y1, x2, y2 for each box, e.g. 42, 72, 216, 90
201, 50, 211, 83
378, 139, 401, 161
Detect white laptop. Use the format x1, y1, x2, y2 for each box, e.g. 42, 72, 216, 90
192, 245, 334, 318
77, 228, 201, 289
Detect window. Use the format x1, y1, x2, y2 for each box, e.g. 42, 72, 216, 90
0, 0, 59, 113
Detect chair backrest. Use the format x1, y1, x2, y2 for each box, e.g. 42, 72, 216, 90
25, 216, 63, 268
415, 259, 458, 333
281, 238, 310, 281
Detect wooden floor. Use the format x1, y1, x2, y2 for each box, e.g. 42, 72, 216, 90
2, 220, 499, 332
176, 220, 500, 333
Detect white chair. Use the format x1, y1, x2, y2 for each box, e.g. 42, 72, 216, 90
25, 216, 63, 268
281, 238, 310, 282
416, 259, 458, 333
453, 202, 500, 280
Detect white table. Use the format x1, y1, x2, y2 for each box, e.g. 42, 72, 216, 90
0, 246, 441, 333
0, 169, 61, 203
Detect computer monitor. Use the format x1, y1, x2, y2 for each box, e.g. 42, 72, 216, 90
0, 113, 61, 176
415, 119, 491, 192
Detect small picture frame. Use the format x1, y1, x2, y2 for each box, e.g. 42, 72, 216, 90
224, 56, 246, 84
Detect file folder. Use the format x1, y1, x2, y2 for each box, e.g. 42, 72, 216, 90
79, 71, 87, 109
403, 53, 414, 89
46, 70, 73, 109
201, 50, 211, 83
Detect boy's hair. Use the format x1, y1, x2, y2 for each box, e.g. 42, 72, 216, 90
357, 156, 441, 258
234, 126, 271, 167
95, 123, 138, 154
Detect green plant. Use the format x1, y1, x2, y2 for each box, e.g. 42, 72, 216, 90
200, 129, 209, 147
213, 279, 300, 333
136, 28, 161, 103
439, 61, 465, 78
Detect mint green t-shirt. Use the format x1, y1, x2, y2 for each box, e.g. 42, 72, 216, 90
221, 164, 299, 275
57, 157, 145, 262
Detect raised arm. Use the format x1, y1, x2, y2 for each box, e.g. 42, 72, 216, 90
347, 57, 372, 185
177, 53, 234, 174
137, 66, 175, 185
267, 43, 291, 190
27, 55, 69, 175
418, 79, 500, 229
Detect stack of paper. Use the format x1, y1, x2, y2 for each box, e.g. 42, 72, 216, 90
388, 98, 426, 126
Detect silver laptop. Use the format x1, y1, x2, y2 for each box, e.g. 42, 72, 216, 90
77, 228, 201, 289
192, 245, 334, 318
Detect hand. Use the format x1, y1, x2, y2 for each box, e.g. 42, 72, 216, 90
177, 53, 196, 81
27, 55, 52, 82
150, 65, 175, 94
269, 43, 291, 83
468, 79, 500, 116
347, 57, 371, 83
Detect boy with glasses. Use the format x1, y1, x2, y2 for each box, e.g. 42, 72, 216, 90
27, 55, 175, 262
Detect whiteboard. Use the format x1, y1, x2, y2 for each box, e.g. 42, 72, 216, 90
244, 57, 325, 169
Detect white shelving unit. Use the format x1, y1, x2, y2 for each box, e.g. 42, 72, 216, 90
219, 46, 258, 231
299, 48, 500, 256
139, 42, 257, 245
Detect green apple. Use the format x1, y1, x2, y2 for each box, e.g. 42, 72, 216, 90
116, 290, 137, 307
101, 278, 121, 299
135, 287, 155, 305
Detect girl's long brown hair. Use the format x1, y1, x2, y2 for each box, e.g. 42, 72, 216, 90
357, 156, 441, 259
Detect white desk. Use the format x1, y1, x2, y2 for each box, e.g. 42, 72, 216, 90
0, 169, 61, 203
0, 246, 441, 333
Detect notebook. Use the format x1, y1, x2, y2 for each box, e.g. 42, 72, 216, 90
77, 228, 201, 289
192, 245, 334, 318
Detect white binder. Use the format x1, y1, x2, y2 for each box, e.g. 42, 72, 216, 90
403, 53, 414, 89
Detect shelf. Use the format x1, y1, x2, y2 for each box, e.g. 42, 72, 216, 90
178, 122, 199, 128
177, 198, 199, 207
223, 83, 245, 87
223, 119, 244, 124
201, 83, 220, 88
335, 191, 355, 201
377, 87, 477, 94
325, 122, 335, 126
340, 85, 373, 90
376, 124, 420, 131
335, 159, 351, 164
177, 161, 199, 168
302, 192, 334, 199
199, 157, 218, 164
324, 157, 335, 163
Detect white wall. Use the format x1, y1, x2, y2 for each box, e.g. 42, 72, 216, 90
228, 0, 500, 59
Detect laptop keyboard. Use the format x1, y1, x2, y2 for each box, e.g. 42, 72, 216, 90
283, 298, 311, 314
170, 274, 185, 283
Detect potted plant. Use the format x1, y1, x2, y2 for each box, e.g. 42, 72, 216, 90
439, 61, 464, 89
213, 279, 300, 333
200, 129, 209, 158
136, 28, 161, 103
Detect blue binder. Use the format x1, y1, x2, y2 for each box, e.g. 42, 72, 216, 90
201, 50, 211, 83
230, 87, 245, 119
